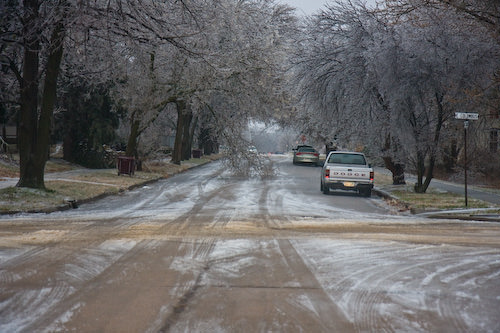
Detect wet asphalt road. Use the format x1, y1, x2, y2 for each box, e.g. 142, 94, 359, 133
0, 156, 499, 332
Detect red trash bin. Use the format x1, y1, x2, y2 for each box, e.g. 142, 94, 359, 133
192, 149, 202, 158
117, 156, 135, 176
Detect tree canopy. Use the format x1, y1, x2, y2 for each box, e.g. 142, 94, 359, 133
1, 0, 498, 189
291, 0, 500, 191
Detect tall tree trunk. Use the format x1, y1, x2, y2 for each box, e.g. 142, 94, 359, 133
199, 127, 209, 154
63, 127, 75, 161
125, 113, 140, 157
411, 91, 446, 194
418, 93, 445, 193
423, 156, 436, 191
414, 150, 426, 193
181, 111, 194, 161
443, 139, 458, 173
382, 157, 406, 185
17, 0, 41, 188
199, 124, 219, 155
200, 104, 220, 155
37, 19, 65, 172
124, 118, 140, 173
188, 115, 198, 155
18, 1, 65, 189
382, 134, 406, 185
172, 100, 186, 165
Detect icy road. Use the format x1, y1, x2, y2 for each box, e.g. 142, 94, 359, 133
0, 156, 499, 332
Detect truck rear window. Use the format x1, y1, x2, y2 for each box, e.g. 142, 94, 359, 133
328, 153, 366, 165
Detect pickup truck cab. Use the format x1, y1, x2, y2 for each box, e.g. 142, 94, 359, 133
320, 151, 374, 197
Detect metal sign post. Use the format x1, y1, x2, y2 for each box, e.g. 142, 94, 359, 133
464, 120, 468, 207
455, 113, 478, 207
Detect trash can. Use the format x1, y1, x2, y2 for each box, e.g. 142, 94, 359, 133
117, 156, 135, 176
192, 149, 202, 158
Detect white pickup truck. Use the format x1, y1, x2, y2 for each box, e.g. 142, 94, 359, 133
320, 151, 374, 197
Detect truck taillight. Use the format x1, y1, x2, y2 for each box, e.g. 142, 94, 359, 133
325, 169, 330, 178
370, 171, 374, 181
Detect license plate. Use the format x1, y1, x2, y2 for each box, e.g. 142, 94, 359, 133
343, 182, 355, 187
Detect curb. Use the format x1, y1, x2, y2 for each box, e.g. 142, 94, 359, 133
0, 180, 161, 215
373, 187, 500, 222
373, 187, 399, 201
373, 187, 410, 210
424, 214, 500, 222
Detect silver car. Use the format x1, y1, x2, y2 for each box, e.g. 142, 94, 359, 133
293, 146, 319, 165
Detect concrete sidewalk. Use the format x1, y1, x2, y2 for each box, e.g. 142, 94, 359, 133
0, 168, 112, 190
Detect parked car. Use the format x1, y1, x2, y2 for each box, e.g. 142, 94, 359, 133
248, 146, 258, 154
320, 151, 374, 196
293, 145, 320, 165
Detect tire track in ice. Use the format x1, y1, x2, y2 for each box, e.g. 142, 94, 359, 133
0, 239, 139, 332
277, 239, 355, 331
160, 238, 216, 331
24, 239, 155, 332
292, 239, 500, 332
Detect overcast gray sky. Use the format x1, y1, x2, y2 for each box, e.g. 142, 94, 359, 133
281, 0, 377, 16
281, 0, 327, 16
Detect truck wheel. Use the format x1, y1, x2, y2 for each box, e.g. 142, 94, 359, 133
322, 186, 329, 195
360, 189, 371, 197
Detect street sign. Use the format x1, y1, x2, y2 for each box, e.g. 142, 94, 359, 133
455, 112, 479, 120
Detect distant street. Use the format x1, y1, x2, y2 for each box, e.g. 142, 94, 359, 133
1, 155, 499, 332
